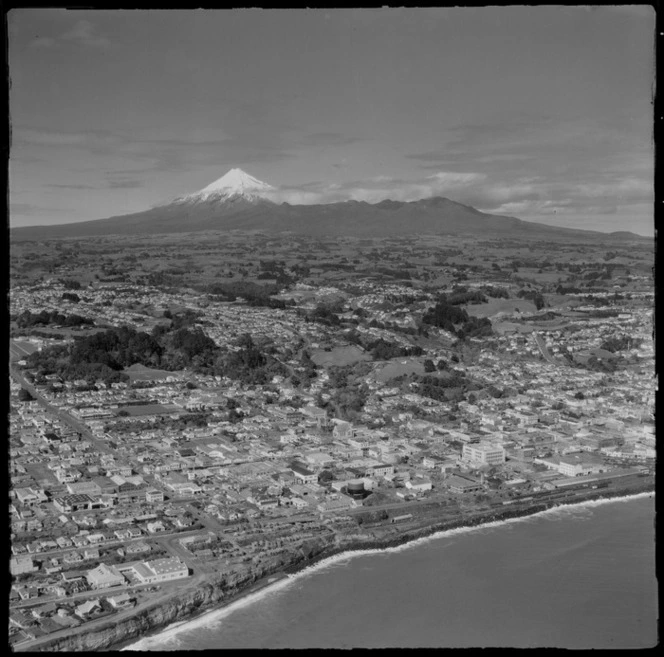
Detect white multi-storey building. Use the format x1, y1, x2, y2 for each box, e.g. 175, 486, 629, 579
462, 442, 506, 466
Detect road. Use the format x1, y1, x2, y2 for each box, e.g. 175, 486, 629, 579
533, 333, 558, 366
9, 364, 125, 461
13, 572, 208, 652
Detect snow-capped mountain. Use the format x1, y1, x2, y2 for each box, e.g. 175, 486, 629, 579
11, 165, 647, 242
176, 168, 276, 204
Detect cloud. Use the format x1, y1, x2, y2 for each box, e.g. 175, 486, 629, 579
10, 202, 69, 215
47, 183, 98, 190
30, 37, 57, 48
265, 166, 652, 228
263, 170, 488, 205
61, 20, 110, 48
296, 132, 366, 148
28, 19, 111, 49
426, 172, 487, 187
108, 179, 144, 189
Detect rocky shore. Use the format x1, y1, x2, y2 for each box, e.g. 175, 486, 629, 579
22, 482, 654, 652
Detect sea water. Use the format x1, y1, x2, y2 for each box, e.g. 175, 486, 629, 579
124, 493, 657, 650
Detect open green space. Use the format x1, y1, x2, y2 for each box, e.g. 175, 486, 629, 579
466, 298, 537, 317
116, 403, 182, 417
310, 345, 371, 367
124, 364, 180, 382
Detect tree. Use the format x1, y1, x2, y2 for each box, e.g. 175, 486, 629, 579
423, 359, 436, 373
18, 388, 34, 402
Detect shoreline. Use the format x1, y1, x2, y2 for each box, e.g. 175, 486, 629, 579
120, 487, 655, 652
19, 484, 654, 652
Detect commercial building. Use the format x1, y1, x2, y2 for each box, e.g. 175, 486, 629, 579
145, 488, 165, 503
86, 563, 126, 589
557, 454, 607, 477
290, 463, 318, 485
123, 557, 189, 584
446, 475, 484, 494
462, 442, 506, 467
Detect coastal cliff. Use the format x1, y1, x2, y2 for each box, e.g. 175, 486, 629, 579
26, 484, 654, 652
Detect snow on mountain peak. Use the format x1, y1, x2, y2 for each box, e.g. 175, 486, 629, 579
180, 168, 276, 203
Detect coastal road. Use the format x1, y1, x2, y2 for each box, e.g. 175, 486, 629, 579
27, 526, 210, 561
13, 573, 208, 652
169, 500, 243, 550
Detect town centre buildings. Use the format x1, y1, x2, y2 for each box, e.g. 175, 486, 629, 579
86, 557, 189, 589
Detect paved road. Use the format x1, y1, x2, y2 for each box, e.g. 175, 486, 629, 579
23, 526, 209, 561
13, 573, 208, 652
9, 365, 125, 461
533, 333, 558, 366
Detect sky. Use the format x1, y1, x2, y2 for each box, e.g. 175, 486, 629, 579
8, 7, 655, 235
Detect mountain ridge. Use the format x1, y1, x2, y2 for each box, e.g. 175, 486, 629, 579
10, 168, 651, 242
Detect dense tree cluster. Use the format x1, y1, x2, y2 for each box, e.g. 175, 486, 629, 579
16, 309, 94, 329
18, 388, 34, 402
445, 289, 487, 305
415, 372, 467, 401
27, 342, 130, 386
318, 364, 371, 419
58, 278, 82, 290
422, 298, 493, 339
600, 336, 643, 353
556, 285, 583, 294
480, 285, 510, 299
202, 281, 287, 308
422, 298, 469, 331
24, 320, 287, 386
298, 350, 319, 386
220, 334, 289, 385
68, 326, 164, 370
517, 289, 545, 310
309, 301, 344, 326
585, 355, 619, 373
365, 338, 423, 360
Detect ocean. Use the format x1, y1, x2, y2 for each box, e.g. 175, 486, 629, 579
124, 493, 657, 650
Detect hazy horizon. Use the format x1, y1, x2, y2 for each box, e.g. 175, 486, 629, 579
8, 7, 655, 236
